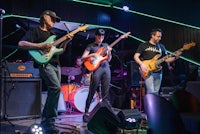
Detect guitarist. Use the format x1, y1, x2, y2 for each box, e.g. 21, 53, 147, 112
81, 29, 112, 122
134, 28, 182, 95
18, 10, 72, 133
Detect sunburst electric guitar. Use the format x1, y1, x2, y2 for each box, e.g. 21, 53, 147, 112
84, 32, 131, 71
140, 42, 196, 79
29, 25, 89, 64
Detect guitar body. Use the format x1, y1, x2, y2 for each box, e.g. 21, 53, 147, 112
140, 54, 162, 79
140, 42, 196, 79
84, 47, 108, 71
28, 35, 63, 64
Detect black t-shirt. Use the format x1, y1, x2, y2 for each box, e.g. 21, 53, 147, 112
136, 41, 167, 61
21, 27, 52, 43
21, 27, 59, 66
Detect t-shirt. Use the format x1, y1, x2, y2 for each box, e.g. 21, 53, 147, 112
20, 27, 60, 66
136, 41, 167, 61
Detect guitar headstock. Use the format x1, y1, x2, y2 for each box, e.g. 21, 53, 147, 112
120, 32, 131, 39
78, 25, 89, 31
183, 42, 196, 50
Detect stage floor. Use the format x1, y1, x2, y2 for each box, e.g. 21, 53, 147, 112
0, 109, 147, 134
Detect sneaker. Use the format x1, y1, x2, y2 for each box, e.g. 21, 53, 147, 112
83, 113, 90, 123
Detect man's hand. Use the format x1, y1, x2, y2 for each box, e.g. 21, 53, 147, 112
67, 34, 74, 40
40, 43, 52, 51
140, 63, 148, 72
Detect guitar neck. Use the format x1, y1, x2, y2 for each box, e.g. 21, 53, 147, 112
52, 28, 82, 46
100, 36, 123, 55
110, 37, 123, 48
157, 48, 183, 65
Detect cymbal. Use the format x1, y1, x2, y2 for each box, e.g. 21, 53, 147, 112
61, 67, 81, 76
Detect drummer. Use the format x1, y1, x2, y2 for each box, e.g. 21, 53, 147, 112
70, 56, 89, 86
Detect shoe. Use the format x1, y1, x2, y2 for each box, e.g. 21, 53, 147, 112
41, 125, 59, 134
83, 113, 90, 123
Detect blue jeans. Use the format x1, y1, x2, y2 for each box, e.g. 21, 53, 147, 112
39, 63, 61, 127
145, 72, 162, 94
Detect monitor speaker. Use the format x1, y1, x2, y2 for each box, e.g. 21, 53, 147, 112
1, 78, 42, 119
87, 101, 120, 134
117, 109, 142, 129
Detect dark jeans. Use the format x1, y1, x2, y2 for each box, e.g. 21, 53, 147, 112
85, 62, 111, 113
39, 63, 61, 127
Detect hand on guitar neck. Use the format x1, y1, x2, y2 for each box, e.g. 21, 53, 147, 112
139, 42, 196, 79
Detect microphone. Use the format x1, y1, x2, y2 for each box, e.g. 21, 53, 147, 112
0, 8, 5, 14
16, 24, 26, 32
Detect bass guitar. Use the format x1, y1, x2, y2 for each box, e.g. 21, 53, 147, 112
84, 32, 131, 71
29, 25, 89, 64
140, 42, 196, 79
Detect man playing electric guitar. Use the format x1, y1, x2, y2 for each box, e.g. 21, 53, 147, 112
134, 28, 182, 95
18, 10, 73, 134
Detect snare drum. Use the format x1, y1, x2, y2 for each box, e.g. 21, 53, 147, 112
61, 84, 79, 101
69, 87, 99, 113
81, 73, 91, 86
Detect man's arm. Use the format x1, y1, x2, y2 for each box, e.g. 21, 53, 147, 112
134, 52, 147, 72
18, 41, 52, 50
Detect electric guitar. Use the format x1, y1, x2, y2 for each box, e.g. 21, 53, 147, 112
29, 25, 89, 64
140, 42, 196, 79
84, 32, 131, 71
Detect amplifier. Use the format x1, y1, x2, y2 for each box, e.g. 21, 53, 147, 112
0, 78, 42, 119
1, 61, 40, 78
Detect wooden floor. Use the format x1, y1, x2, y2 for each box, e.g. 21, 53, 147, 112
0, 109, 148, 134
1, 111, 89, 134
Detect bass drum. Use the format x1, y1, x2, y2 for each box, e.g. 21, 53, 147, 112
61, 84, 79, 101
69, 87, 99, 113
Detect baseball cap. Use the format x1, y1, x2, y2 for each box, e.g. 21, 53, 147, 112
95, 29, 105, 35
41, 10, 61, 22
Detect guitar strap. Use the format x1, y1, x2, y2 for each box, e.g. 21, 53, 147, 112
156, 43, 162, 57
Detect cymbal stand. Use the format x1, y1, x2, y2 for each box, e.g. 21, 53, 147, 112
66, 75, 73, 113
98, 83, 102, 102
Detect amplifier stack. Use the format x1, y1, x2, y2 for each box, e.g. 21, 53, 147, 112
0, 61, 42, 119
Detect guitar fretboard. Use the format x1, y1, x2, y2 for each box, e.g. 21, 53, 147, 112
156, 48, 183, 65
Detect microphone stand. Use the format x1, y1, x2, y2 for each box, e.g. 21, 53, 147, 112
1, 61, 15, 126
0, 9, 15, 126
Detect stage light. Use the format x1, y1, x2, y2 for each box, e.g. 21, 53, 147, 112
28, 124, 43, 134
122, 6, 129, 12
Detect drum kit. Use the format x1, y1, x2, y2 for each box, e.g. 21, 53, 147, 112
60, 67, 98, 113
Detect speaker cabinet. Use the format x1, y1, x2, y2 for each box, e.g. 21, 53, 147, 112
1, 78, 42, 119
127, 61, 141, 87
185, 81, 200, 102
87, 101, 120, 134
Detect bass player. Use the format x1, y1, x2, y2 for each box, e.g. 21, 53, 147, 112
134, 28, 182, 95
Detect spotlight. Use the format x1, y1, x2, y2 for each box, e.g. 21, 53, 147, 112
123, 6, 129, 12
28, 124, 43, 134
